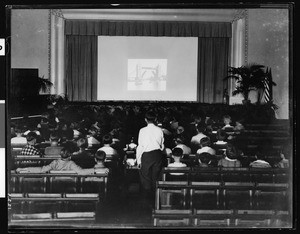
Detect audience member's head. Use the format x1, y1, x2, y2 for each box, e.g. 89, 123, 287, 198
196, 123, 206, 133
49, 132, 59, 146
172, 147, 183, 162
145, 110, 157, 123
26, 131, 38, 145
199, 137, 211, 148
176, 126, 185, 135
60, 141, 76, 159
225, 143, 238, 160
174, 135, 185, 146
95, 150, 106, 163
77, 138, 88, 149
216, 129, 227, 142
14, 127, 23, 137
102, 134, 113, 145
197, 152, 213, 166
223, 115, 232, 126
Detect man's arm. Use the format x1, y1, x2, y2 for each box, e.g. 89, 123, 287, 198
136, 129, 144, 166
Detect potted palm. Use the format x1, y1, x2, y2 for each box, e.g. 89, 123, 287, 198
224, 63, 270, 104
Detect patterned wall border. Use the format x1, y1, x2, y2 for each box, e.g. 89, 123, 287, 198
48, 9, 51, 81
232, 9, 248, 64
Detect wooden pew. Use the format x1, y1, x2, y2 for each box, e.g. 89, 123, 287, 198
153, 209, 192, 227
10, 170, 109, 196
193, 209, 234, 227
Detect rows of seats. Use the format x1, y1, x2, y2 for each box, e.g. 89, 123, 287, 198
9, 193, 100, 214
10, 170, 109, 196
161, 167, 290, 183
10, 212, 96, 225
153, 209, 290, 227
153, 167, 291, 226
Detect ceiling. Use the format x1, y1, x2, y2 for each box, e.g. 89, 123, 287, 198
61, 9, 240, 22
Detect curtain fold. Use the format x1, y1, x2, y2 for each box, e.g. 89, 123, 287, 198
66, 36, 97, 102
65, 20, 232, 37
65, 20, 231, 102
198, 38, 230, 103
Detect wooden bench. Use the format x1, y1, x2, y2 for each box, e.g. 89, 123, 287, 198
10, 170, 109, 196
9, 193, 100, 213
152, 209, 192, 227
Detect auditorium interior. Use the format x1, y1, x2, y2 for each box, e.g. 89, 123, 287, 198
7, 4, 294, 229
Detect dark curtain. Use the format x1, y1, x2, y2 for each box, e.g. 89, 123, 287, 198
65, 36, 97, 101
198, 37, 230, 103
65, 20, 231, 102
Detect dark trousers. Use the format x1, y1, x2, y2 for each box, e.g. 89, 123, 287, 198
139, 149, 163, 193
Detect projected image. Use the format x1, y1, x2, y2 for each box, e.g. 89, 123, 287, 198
128, 59, 167, 91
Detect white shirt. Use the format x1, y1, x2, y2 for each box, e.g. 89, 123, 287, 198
136, 123, 164, 165
173, 144, 191, 155
97, 145, 118, 156
11, 136, 27, 145
197, 146, 216, 156
190, 133, 207, 145
167, 161, 187, 175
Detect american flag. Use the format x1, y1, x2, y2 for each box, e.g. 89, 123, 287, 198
263, 67, 273, 103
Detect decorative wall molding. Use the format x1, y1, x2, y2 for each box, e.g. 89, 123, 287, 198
48, 10, 51, 84
244, 9, 249, 63
50, 9, 65, 19
231, 9, 247, 22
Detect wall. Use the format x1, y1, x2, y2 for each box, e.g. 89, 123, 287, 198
11, 9, 49, 79
248, 9, 289, 119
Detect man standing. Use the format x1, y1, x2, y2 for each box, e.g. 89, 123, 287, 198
136, 110, 164, 202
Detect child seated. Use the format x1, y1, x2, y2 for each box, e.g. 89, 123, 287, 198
71, 138, 96, 168
197, 152, 215, 167
196, 137, 216, 156
16, 142, 102, 175
94, 150, 109, 173
167, 148, 187, 176
173, 136, 191, 155
20, 132, 43, 156
222, 115, 234, 132
275, 152, 289, 168
249, 151, 271, 168
44, 131, 63, 155
11, 126, 27, 146
217, 143, 241, 168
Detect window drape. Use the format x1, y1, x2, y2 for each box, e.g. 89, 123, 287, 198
65, 20, 231, 102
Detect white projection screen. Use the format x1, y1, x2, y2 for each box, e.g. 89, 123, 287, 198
97, 36, 198, 101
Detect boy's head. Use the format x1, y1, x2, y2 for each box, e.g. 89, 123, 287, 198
198, 152, 212, 165
216, 129, 227, 141
60, 142, 75, 159
196, 123, 206, 133
102, 134, 113, 145
172, 147, 183, 161
223, 115, 232, 125
77, 138, 88, 149
14, 127, 23, 136
225, 143, 238, 160
200, 137, 211, 148
174, 135, 185, 145
95, 150, 106, 163
50, 132, 59, 143
26, 131, 38, 144
145, 110, 157, 123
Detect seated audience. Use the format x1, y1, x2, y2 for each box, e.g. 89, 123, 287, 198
44, 132, 63, 155
218, 143, 241, 168
234, 119, 245, 133
16, 142, 105, 175
94, 150, 109, 173
11, 126, 27, 146
97, 134, 118, 157
190, 123, 207, 152
249, 151, 271, 168
71, 138, 96, 168
57, 120, 74, 143
173, 136, 191, 155
20, 131, 43, 156
167, 148, 187, 175
37, 117, 51, 141
197, 152, 215, 167
275, 152, 289, 168
196, 137, 216, 156
222, 115, 234, 132
87, 126, 101, 148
